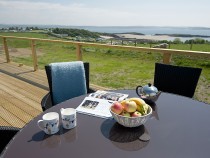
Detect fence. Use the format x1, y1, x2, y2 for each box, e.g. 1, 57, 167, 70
1, 35, 210, 71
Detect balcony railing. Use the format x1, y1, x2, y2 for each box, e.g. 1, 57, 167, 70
1, 35, 210, 71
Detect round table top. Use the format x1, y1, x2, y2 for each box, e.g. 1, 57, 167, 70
2, 90, 210, 158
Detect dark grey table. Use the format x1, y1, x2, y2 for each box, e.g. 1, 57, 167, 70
2, 90, 210, 158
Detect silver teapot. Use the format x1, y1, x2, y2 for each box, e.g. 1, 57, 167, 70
136, 83, 161, 102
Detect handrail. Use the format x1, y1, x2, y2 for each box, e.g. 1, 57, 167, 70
1, 35, 210, 71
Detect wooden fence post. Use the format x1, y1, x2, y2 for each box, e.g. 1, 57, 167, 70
31, 40, 38, 71
163, 53, 172, 64
3, 37, 10, 63
76, 43, 82, 61
190, 41, 193, 50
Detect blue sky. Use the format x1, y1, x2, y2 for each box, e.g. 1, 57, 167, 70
0, 0, 210, 27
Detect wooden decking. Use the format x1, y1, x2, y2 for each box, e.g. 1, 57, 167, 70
0, 57, 110, 128
0, 58, 49, 128
0, 72, 47, 128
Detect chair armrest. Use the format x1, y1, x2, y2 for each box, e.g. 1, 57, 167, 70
41, 92, 53, 111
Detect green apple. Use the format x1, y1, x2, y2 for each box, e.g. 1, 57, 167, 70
121, 111, 131, 117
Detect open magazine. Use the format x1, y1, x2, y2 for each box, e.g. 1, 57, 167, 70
76, 90, 129, 118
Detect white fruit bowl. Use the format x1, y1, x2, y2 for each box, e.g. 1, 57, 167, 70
110, 105, 152, 128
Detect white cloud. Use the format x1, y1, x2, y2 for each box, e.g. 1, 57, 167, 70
0, 0, 209, 27
0, 0, 138, 25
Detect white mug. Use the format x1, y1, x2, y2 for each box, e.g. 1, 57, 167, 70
60, 108, 77, 129
37, 112, 59, 135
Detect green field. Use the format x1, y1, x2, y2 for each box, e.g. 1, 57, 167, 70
0, 32, 210, 103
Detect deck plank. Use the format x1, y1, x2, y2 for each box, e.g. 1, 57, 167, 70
0, 117, 11, 126
0, 73, 47, 100
0, 96, 34, 124
0, 60, 49, 89
0, 77, 43, 111
0, 59, 48, 128
0, 106, 25, 128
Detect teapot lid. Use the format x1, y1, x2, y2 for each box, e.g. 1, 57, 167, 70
143, 83, 158, 94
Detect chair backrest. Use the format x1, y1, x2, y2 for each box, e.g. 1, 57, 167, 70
154, 63, 202, 98
0, 126, 20, 155
45, 62, 90, 106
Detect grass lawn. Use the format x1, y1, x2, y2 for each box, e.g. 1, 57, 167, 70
0, 32, 210, 103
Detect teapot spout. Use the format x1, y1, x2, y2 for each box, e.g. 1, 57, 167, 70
156, 91, 162, 98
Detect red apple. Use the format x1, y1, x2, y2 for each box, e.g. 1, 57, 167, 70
121, 111, 131, 117
111, 102, 124, 114
123, 100, 137, 113
132, 111, 142, 117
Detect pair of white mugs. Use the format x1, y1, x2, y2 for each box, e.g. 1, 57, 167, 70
37, 108, 76, 135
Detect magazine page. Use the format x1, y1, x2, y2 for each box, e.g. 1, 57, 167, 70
76, 97, 113, 118
88, 90, 129, 102
76, 91, 129, 118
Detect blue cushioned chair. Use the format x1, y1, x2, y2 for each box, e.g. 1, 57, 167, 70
42, 61, 94, 111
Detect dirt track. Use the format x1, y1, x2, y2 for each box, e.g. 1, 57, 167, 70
9, 48, 43, 57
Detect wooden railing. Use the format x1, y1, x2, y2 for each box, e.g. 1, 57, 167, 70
1, 35, 210, 71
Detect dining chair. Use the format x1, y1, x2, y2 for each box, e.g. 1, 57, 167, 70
0, 126, 20, 155
154, 63, 202, 98
42, 61, 95, 111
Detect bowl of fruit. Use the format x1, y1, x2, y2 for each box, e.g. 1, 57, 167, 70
110, 98, 152, 127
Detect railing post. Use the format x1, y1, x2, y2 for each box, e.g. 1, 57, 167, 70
190, 41, 193, 50
3, 37, 10, 63
163, 53, 172, 64
31, 40, 38, 71
76, 43, 82, 61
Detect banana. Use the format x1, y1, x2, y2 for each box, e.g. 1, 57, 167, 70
128, 98, 150, 115
143, 104, 149, 115
128, 98, 145, 106
120, 99, 127, 107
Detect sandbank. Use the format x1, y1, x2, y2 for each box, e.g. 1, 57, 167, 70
116, 34, 172, 40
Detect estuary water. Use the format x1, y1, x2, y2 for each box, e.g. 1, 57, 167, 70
70, 26, 210, 36
68, 26, 210, 41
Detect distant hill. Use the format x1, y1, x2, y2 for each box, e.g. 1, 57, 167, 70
52, 28, 100, 38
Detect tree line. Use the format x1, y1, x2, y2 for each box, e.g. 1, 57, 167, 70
52, 28, 100, 38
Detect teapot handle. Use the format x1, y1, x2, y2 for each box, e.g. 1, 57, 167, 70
136, 86, 143, 97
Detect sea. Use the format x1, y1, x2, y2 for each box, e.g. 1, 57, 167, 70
1, 24, 210, 41
69, 26, 210, 36
71, 26, 210, 41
